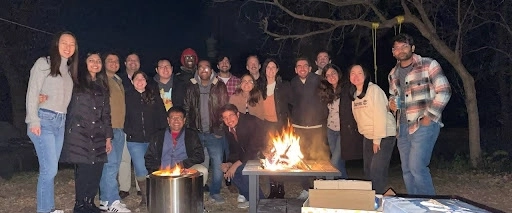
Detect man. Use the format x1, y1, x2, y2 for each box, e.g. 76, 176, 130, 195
216, 55, 241, 96
153, 58, 174, 111
314, 51, 331, 75
183, 60, 229, 203
173, 48, 198, 107
220, 104, 265, 209
388, 33, 451, 195
290, 57, 329, 200
145, 106, 208, 186
246, 55, 264, 90
118, 53, 141, 199
98, 52, 131, 212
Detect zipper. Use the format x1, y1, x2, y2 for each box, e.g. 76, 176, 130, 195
141, 97, 146, 138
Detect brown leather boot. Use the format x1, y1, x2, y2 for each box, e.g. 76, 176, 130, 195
137, 179, 147, 207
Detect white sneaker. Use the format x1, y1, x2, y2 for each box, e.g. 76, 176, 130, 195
99, 200, 109, 211
50, 210, 64, 213
237, 194, 247, 203
237, 201, 250, 209
297, 190, 309, 200
108, 200, 131, 212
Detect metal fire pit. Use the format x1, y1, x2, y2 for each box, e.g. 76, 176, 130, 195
243, 160, 341, 213
147, 169, 204, 213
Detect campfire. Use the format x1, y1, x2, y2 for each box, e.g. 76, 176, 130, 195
261, 123, 311, 171
152, 163, 197, 177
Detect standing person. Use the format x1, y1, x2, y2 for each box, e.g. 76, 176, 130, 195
314, 51, 331, 75
26, 31, 77, 213
216, 55, 241, 97
318, 64, 348, 179
153, 58, 174, 111
259, 58, 291, 199
229, 74, 265, 120
349, 65, 396, 194
290, 57, 329, 199
246, 55, 265, 90
388, 33, 451, 195
173, 48, 198, 107
118, 53, 141, 198
220, 104, 265, 209
99, 52, 131, 212
183, 60, 229, 203
60, 52, 112, 213
124, 71, 168, 206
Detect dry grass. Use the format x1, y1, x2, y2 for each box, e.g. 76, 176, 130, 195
0, 165, 511, 213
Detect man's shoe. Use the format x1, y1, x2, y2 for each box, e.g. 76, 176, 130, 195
237, 201, 249, 209
99, 200, 108, 211
209, 194, 225, 204
50, 210, 64, 213
108, 200, 131, 212
276, 183, 285, 199
267, 183, 278, 199
119, 191, 130, 199
237, 194, 247, 203
297, 190, 309, 200
203, 184, 209, 192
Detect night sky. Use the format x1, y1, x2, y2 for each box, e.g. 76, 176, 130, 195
58, 0, 210, 73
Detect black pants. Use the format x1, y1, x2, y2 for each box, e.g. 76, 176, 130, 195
74, 163, 104, 201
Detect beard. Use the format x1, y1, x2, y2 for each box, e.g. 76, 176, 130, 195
395, 51, 413, 61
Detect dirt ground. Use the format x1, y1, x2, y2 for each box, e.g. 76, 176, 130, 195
0, 165, 510, 213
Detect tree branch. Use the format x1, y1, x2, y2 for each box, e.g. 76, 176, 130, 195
411, 0, 437, 34
261, 17, 341, 40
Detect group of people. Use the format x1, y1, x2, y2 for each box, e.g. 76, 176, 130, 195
25, 31, 451, 213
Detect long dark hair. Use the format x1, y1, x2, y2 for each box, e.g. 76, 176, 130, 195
72, 52, 109, 94
48, 31, 78, 77
132, 71, 158, 104
348, 64, 371, 101
234, 74, 261, 107
260, 58, 281, 100
319, 64, 342, 104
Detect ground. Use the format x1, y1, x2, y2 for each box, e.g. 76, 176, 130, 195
0, 165, 511, 213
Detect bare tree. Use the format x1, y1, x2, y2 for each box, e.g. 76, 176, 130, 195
214, 0, 512, 167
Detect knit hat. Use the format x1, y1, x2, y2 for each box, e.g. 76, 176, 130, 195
180, 48, 198, 66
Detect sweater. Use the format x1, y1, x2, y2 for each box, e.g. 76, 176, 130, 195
351, 83, 396, 145
229, 93, 265, 120
25, 57, 73, 128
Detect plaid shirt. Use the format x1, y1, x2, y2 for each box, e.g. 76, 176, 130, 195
218, 75, 241, 96
388, 54, 451, 134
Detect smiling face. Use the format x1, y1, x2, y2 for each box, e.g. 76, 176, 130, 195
217, 57, 231, 73
86, 54, 102, 77
315, 52, 330, 69
246, 56, 261, 76
105, 54, 120, 74
265, 61, 278, 79
295, 59, 311, 80
349, 65, 366, 89
125, 54, 140, 73
132, 72, 147, 92
240, 75, 255, 93
156, 59, 173, 80
325, 68, 339, 87
222, 110, 239, 129
58, 34, 76, 59
168, 111, 185, 132
392, 41, 415, 61
198, 60, 212, 81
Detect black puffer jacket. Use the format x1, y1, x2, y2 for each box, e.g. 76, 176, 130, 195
61, 82, 112, 164
124, 89, 167, 143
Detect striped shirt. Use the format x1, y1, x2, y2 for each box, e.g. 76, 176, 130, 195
388, 54, 451, 134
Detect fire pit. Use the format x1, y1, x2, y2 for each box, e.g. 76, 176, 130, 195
147, 164, 204, 213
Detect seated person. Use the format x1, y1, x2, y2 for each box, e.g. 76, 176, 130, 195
145, 106, 208, 186
220, 104, 266, 209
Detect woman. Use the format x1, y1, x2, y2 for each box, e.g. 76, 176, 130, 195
229, 74, 265, 120
26, 31, 77, 213
349, 64, 396, 194
319, 63, 348, 179
60, 52, 112, 213
259, 58, 291, 198
124, 71, 167, 206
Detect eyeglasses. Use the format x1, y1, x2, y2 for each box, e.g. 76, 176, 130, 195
184, 55, 195, 59
198, 67, 211, 71
392, 44, 410, 52
241, 80, 254, 84
169, 116, 184, 121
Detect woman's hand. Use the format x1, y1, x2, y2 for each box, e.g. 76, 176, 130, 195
221, 162, 232, 173
224, 164, 238, 179
30, 126, 41, 136
106, 138, 112, 154
39, 94, 48, 104
373, 143, 380, 154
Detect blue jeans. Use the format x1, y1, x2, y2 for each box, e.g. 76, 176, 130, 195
363, 136, 396, 194
27, 108, 66, 213
327, 128, 348, 179
99, 128, 125, 203
232, 163, 264, 200
397, 122, 440, 195
198, 133, 224, 195
126, 142, 149, 179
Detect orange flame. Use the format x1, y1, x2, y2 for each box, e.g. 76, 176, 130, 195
262, 122, 304, 170
152, 164, 183, 176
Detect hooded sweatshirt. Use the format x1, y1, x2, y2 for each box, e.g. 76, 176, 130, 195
153, 74, 173, 111
194, 71, 217, 133
179, 48, 198, 80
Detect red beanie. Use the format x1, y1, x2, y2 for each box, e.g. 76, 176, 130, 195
180, 48, 198, 66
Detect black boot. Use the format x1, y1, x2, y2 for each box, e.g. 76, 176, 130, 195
267, 182, 279, 199
276, 183, 285, 199
73, 199, 87, 213
84, 197, 102, 213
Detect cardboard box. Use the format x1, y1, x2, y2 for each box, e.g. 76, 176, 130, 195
302, 198, 379, 213
308, 180, 376, 211
314, 180, 373, 190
